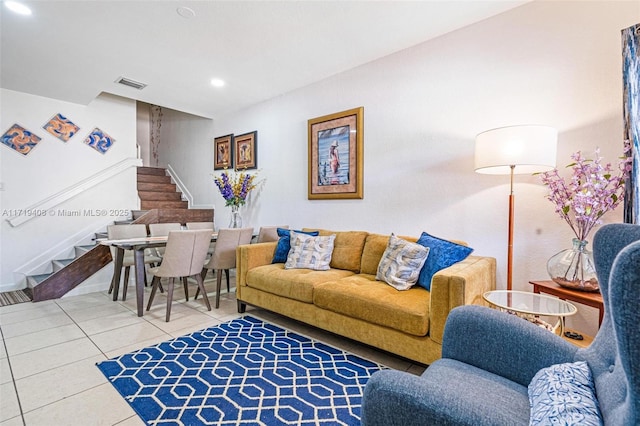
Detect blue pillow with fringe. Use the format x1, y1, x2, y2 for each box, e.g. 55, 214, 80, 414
416, 232, 473, 291
272, 228, 319, 264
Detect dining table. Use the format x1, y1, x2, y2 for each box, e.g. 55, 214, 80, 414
100, 233, 218, 317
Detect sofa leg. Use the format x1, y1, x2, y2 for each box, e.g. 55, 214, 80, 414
237, 301, 246, 313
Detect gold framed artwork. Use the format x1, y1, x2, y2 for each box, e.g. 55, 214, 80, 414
308, 107, 364, 199
214, 134, 233, 170
234, 131, 257, 170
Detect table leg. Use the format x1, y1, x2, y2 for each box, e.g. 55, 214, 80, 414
134, 249, 146, 317
111, 248, 124, 302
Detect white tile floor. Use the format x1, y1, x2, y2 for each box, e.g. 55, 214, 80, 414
0, 276, 425, 425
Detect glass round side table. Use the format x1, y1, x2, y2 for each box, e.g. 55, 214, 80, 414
483, 290, 578, 336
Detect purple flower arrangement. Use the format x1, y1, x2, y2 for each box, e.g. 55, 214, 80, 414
214, 170, 258, 207
539, 143, 632, 241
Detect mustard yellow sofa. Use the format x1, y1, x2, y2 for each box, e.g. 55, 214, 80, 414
236, 229, 496, 365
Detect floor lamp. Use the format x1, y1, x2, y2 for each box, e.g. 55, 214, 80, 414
474, 125, 557, 290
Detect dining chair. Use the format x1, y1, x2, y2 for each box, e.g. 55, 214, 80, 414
149, 222, 182, 257
257, 225, 288, 243
107, 224, 162, 301
186, 222, 214, 230
146, 230, 213, 321
196, 227, 254, 308
186, 222, 216, 255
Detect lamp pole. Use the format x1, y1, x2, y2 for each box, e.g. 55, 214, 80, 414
507, 165, 515, 291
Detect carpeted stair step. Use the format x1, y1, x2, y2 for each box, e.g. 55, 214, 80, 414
141, 200, 188, 209
137, 182, 177, 192
137, 167, 167, 176
138, 190, 183, 201
137, 174, 171, 184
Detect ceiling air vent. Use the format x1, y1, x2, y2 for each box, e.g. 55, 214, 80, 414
115, 76, 147, 90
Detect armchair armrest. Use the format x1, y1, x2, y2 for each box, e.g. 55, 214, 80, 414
363, 369, 469, 426
442, 305, 578, 386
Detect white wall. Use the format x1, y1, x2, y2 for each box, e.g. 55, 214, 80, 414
0, 89, 139, 292
136, 102, 151, 166
155, 107, 216, 210
160, 1, 638, 336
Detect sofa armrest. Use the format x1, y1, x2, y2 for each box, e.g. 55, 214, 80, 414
236, 241, 277, 290
429, 255, 496, 344
442, 305, 578, 386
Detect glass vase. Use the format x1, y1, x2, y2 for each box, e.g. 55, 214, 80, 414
547, 238, 599, 292
228, 205, 242, 228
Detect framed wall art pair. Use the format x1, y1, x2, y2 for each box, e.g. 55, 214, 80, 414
213, 131, 257, 171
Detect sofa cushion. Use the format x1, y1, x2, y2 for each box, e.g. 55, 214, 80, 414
313, 274, 430, 336
416, 232, 474, 291
285, 232, 336, 271
360, 234, 418, 276
376, 234, 430, 290
272, 228, 319, 264
245, 263, 355, 303
528, 361, 602, 426
303, 229, 369, 273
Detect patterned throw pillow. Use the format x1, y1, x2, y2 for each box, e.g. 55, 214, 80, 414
272, 228, 319, 264
528, 361, 603, 426
376, 234, 430, 291
284, 231, 336, 271
416, 232, 473, 291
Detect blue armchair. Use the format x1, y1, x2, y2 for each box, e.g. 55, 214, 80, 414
362, 223, 640, 425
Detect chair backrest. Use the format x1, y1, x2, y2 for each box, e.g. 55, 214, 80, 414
107, 223, 148, 240
186, 222, 215, 230
257, 225, 288, 243
576, 223, 640, 425
156, 230, 213, 277
107, 224, 148, 257
205, 227, 254, 270
149, 222, 182, 236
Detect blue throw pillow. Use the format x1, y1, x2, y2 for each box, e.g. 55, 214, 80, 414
272, 228, 319, 264
415, 232, 473, 291
528, 361, 603, 426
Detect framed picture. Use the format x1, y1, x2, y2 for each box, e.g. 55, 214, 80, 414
308, 107, 363, 199
623, 24, 639, 224
234, 131, 257, 170
214, 134, 233, 170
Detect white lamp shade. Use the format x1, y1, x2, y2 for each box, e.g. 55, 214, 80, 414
475, 125, 558, 175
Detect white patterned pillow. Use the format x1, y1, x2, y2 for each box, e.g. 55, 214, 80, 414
284, 231, 336, 271
376, 234, 430, 290
528, 361, 603, 426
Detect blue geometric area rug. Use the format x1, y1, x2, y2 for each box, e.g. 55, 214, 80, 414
96, 316, 386, 425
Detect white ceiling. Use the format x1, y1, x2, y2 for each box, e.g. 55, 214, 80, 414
1, 0, 529, 119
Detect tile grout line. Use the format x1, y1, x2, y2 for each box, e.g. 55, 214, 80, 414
0, 324, 28, 426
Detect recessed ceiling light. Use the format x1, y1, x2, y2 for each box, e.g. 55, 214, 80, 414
5, 1, 32, 15
210, 78, 225, 88
176, 6, 195, 19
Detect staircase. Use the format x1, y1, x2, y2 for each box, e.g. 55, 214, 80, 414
26, 237, 112, 302
137, 167, 188, 210
22, 166, 214, 302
